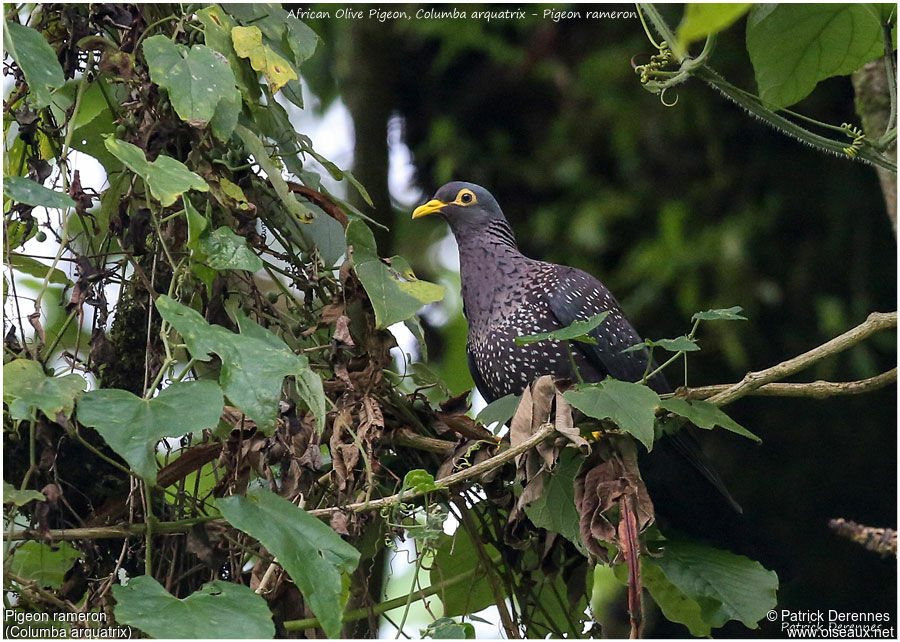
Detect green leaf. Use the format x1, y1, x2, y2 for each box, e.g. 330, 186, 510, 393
76, 381, 224, 482
3, 359, 85, 421
285, 16, 319, 67
225, 4, 309, 67
408, 362, 450, 398
185, 197, 209, 246
659, 398, 761, 443
71, 81, 109, 130
346, 220, 444, 329
563, 378, 661, 450
641, 560, 711, 637
691, 306, 747, 322
295, 368, 326, 434
295, 202, 347, 268
649, 538, 779, 630
652, 336, 700, 352
209, 86, 241, 141
155, 295, 309, 431
3, 21, 65, 108
197, 226, 263, 272
429, 529, 505, 617
523, 449, 588, 555
69, 94, 123, 172
301, 145, 374, 206
345, 170, 374, 207
475, 393, 521, 432
232, 26, 298, 93
747, 4, 885, 108
103, 137, 208, 207
404, 314, 429, 361
422, 617, 476, 639
6, 220, 37, 250
3, 481, 46, 507
623, 335, 699, 353
196, 5, 260, 100
7, 253, 73, 286
677, 4, 752, 51
112, 576, 274, 639
10, 541, 81, 589
143, 36, 239, 128
515, 311, 609, 346
217, 487, 361, 639
3, 176, 76, 209
403, 469, 445, 494
234, 124, 313, 222
184, 198, 216, 291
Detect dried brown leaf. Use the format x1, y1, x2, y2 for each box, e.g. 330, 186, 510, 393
619, 493, 643, 637
574, 437, 655, 563
330, 511, 350, 535
333, 315, 354, 346
329, 409, 358, 492
554, 389, 588, 449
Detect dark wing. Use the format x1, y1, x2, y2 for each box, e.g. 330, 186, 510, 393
547, 266, 666, 391
548, 266, 741, 514
466, 349, 498, 404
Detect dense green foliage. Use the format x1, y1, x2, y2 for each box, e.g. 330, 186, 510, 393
3, 3, 896, 639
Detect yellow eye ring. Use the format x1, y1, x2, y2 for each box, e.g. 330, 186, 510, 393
454, 189, 476, 206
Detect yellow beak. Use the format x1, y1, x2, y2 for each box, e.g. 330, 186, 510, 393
411, 199, 447, 219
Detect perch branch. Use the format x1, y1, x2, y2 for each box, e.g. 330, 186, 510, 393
391, 428, 457, 455
308, 420, 556, 517
679, 368, 896, 400
4, 572, 78, 612
705, 312, 896, 407
4, 516, 216, 542
829, 518, 897, 557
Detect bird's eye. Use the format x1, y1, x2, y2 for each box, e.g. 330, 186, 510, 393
459, 190, 474, 204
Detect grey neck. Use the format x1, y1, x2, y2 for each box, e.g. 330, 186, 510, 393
452, 220, 531, 330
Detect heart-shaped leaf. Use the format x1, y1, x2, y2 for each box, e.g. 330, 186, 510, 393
4, 359, 85, 421
103, 137, 208, 207
217, 488, 360, 639
112, 576, 274, 638
76, 381, 223, 482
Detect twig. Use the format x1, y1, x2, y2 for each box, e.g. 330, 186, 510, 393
254, 561, 280, 596
829, 518, 896, 557
392, 428, 456, 455
308, 420, 558, 517
678, 368, 896, 400
143, 482, 155, 576
5, 516, 215, 541
395, 543, 426, 639
706, 312, 896, 407
4, 572, 77, 612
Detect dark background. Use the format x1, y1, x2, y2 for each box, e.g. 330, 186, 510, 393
297, 3, 897, 636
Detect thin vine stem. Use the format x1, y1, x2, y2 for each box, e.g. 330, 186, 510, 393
636, 3, 898, 173
395, 544, 426, 639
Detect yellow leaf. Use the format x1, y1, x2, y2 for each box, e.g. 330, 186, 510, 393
218, 177, 250, 211
231, 26, 297, 94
